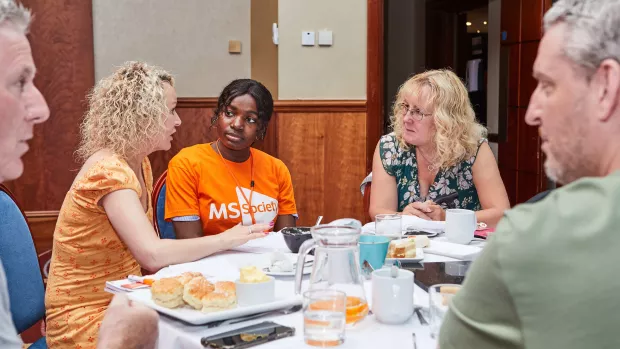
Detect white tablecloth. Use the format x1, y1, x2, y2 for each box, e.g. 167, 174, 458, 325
150, 232, 483, 348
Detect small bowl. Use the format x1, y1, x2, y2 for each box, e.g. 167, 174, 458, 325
280, 227, 313, 253
235, 277, 275, 306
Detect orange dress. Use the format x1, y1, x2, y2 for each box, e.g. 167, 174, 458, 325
45, 156, 153, 349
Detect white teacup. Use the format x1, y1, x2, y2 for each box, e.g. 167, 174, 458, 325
445, 209, 476, 244
371, 268, 414, 324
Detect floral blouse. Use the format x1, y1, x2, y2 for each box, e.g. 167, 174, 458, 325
379, 133, 485, 212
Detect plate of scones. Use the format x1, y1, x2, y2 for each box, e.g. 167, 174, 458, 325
127, 267, 302, 325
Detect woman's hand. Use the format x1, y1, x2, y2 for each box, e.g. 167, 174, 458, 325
220, 222, 273, 249
402, 201, 446, 221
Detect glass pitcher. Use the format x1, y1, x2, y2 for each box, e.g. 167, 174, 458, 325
295, 225, 368, 325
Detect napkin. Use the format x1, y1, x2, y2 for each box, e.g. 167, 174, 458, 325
362, 215, 445, 234
423, 240, 482, 260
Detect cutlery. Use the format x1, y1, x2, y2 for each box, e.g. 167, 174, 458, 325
414, 307, 428, 325
206, 304, 303, 328
315, 216, 323, 226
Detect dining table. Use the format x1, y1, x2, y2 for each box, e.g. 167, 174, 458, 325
121, 232, 484, 349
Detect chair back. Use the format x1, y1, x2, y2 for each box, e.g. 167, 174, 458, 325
152, 171, 176, 239
363, 182, 372, 223
525, 189, 552, 204
0, 185, 46, 333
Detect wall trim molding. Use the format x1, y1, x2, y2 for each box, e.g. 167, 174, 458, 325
177, 98, 367, 113
275, 100, 366, 113
177, 97, 218, 109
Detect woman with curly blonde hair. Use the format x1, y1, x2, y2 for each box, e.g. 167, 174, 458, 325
45, 62, 270, 348
369, 69, 509, 227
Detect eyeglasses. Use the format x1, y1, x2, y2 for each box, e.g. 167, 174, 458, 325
397, 103, 432, 121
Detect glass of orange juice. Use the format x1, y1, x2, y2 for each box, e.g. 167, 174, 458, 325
303, 289, 347, 347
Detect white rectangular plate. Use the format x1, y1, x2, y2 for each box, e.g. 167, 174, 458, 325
385, 248, 424, 263
127, 280, 302, 325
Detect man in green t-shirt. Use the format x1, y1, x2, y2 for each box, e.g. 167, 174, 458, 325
439, 1, 620, 348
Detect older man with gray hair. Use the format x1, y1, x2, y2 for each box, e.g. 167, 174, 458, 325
439, 0, 620, 348
0, 1, 158, 348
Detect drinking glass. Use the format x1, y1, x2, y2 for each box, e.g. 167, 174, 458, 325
303, 289, 347, 347
429, 284, 462, 338
375, 214, 402, 239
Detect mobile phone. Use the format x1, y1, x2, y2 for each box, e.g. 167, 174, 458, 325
404, 228, 438, 238
201, 321, 295, 349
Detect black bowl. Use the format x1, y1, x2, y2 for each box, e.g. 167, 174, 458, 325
281, 227, 313, 253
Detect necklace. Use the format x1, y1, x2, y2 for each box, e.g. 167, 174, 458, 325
215, 140, 256, 224
416, 147, 438, 172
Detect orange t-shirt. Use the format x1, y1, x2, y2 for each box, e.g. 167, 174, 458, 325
165, 143, 297, 235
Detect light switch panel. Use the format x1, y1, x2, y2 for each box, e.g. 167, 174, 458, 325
302, 31, 315, 46
318, 30, 333, 46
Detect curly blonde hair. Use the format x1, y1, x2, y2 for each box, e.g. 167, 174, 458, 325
77, 61, 174, 162
389, 69, 487, 169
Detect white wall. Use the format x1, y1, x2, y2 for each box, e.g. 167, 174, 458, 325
278, 0, 367, 100
92, 0, 251, 97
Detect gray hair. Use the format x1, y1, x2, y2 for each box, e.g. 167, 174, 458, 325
0, 0, 30, 33
544, 0, 620, 78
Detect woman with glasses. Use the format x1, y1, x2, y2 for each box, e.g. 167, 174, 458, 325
369, 70, 510, 227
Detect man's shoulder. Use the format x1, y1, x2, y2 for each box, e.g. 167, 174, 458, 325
501, 173, 620, 238
494, 172, 620, 275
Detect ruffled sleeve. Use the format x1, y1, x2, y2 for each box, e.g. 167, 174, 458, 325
378, 133, 402, 176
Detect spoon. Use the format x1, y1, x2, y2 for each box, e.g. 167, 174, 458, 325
315, 216, 323, 226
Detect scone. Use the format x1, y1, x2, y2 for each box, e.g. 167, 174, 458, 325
151, 278, 184, 308
201, 290, 237, 313
182, 276, 215, 310
214, 281, 236, 295
177, 271, 203, 285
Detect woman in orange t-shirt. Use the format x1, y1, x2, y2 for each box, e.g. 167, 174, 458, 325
45, 63, 270, 349
165, 79, 298, 238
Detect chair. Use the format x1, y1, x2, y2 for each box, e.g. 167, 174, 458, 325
525, 189, 552, 204
152, 170, 176, 239
0, 184, 47, 348
362, 182, 372, 223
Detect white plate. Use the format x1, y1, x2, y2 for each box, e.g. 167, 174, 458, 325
385, 248, 425, 263
127, 280, 302, 325
263, 263, 312, 277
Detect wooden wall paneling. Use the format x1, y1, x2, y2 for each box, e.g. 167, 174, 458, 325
498, 107, 520, 170
149, 107, 218, 180
366, 0, 385, 174
252, 113, 278, 158
518, 41, 539, 107
500, 168, 518, 206
516, 171, 541, 203
501, 0, 522, 44
517, 108, 541, 173
521, 0, 545, 41
26, 211, 59, 257
5, 0, 95, 211
508, 44, 521, 107
323, 113, 367, 224
277, 114, 326, 227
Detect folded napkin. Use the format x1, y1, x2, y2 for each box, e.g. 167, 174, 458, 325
362, 215, 445, 234
423, 240, 482, 260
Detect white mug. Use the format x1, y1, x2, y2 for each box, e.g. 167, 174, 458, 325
371, 268, 414, 324
445, 209, 476, 244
